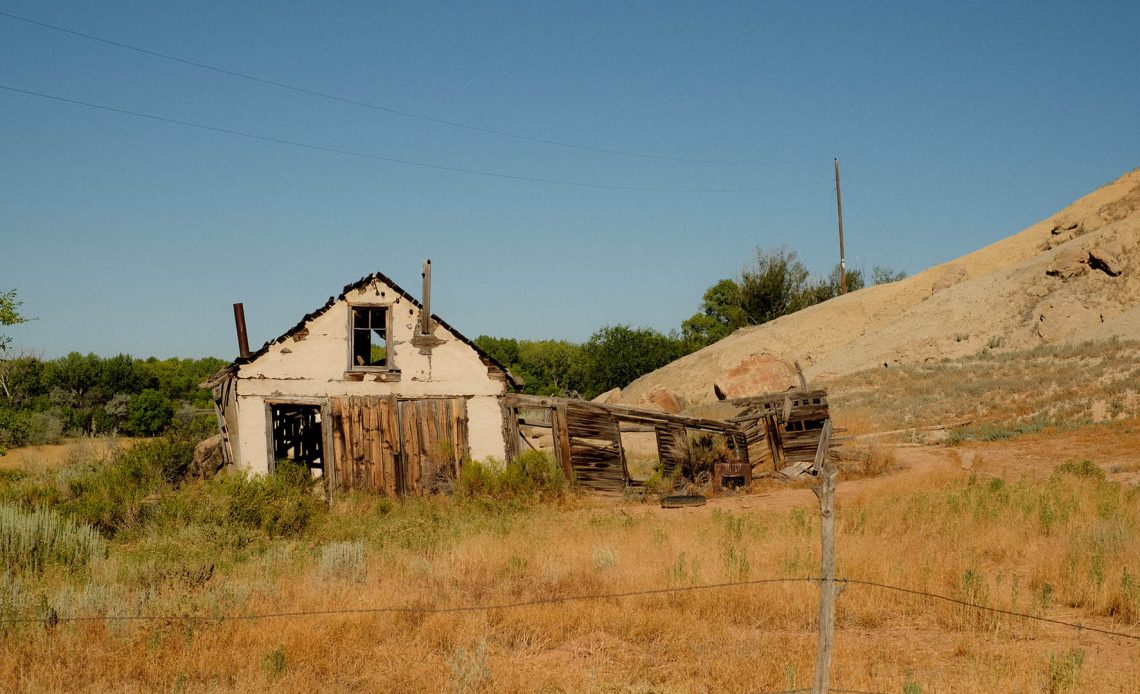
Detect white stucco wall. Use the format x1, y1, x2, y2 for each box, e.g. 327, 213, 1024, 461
230, 279, 509, 475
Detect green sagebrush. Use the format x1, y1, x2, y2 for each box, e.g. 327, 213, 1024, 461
0, 503, 105, 576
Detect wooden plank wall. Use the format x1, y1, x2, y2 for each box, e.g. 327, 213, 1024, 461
328, 396, 466, 496
329, 396, 400, 494
564, 401, 628, 493
728, 390, 831, 472
398, 398, 469, 494
654, 424, 688, 476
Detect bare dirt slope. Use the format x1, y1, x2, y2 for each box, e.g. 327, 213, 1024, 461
619, 169, 1140, 407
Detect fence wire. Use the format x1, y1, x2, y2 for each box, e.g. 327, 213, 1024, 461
3, 575, 1138, 642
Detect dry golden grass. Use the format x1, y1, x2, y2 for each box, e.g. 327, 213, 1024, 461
829, 339, 1140, 437
0, 436, 142, 472
3, 444, 1139, 693
5, 341, 1140, 691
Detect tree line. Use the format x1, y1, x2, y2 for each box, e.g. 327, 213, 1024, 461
477, 246, 905, 400
0, 351, 225, 449
0, 246, 905, 446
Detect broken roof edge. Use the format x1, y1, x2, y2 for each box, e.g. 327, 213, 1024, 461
199, 271, 524, 391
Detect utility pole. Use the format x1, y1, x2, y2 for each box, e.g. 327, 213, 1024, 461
811, 418, 840, 694
834, 158, 847, 294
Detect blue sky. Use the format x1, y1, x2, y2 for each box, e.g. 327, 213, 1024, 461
2, 1, 1137, 359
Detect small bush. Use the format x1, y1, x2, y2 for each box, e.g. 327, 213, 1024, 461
1046, 648, 1084, 693
219, 460, 323, 538
25, 411, 66, 446
262, 645, 286, 677
456, 451, 564, 500
319, 541, 366, 583
0, 503, 106, 575
60, 443, 167, 536
449, 639, 490, 694
591, 547, 618, 572
1053, 458, 1104, 481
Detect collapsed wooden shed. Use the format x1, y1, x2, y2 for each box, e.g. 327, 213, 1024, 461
501, 389, 834, 493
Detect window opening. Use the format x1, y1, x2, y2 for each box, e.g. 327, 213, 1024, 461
351, 306, 388, 368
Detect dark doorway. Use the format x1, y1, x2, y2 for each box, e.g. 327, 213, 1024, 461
270, 403, 324, 477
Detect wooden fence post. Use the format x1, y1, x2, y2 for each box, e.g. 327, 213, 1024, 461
811, 418, 840, 694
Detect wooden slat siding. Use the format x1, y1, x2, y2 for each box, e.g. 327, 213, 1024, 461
741, 418, 772, 474
353, 396, 366, 491
398, 401, 418, 494
367, 399, 383, 491
564, 401, 626, 493
552, 404, 575, 482
768, 415, 785, 468
655, 424, 689, 476
381, 396, 399, 496
501, 399, 520, 462
452, 398, 469, 475
424, 400, 442, 488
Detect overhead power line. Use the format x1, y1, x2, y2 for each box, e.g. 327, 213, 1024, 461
0, 83, 832, 194
0, 9, 823, 167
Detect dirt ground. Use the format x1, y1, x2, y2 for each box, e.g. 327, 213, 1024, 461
638, 421, 1140, 518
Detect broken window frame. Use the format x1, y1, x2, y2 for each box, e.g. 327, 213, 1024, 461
347, 304, 393, 372
263, 398, 328, 480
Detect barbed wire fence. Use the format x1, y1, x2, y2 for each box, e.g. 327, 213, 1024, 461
2, 574, 1136, 640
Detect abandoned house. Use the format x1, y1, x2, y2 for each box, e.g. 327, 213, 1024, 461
205, 264, 835, 497
204, 264, 522, 495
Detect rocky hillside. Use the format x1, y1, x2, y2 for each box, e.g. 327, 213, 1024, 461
614, 169, 1140, 409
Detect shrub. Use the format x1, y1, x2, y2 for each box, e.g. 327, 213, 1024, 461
0, 503, 106, 575
57, 430, 211, 535
318, 541, 366, 583
456, 451, 564, 500
1053, 458, 1105, 481
60, 442, 167, 536
0, 408, 31, 447
219, 460, 322, 538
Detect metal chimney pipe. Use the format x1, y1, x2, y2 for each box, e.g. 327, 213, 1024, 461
232, 303, 251, 358
420, 259, 432, 334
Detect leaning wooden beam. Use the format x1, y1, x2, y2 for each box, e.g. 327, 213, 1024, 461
503, 394, 742, 433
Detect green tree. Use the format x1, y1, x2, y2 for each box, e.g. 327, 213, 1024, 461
516, 340, 588, 396
127, 388, 174, 436
581, 325, 685, 396
738, 246, 812, 324
0, 289, 27, 353
0, 289, 29, 402
681, 279, 747, 348
872, 265, 907, 285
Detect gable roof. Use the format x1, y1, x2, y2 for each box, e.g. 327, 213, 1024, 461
203, 272, 522, 389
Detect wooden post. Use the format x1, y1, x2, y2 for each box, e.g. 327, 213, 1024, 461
834, 159, 847, 295
811, 418, 839, 694
552, 404, 575, 483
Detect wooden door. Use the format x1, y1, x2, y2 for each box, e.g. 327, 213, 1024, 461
328, 395, 400, 495
397, 398, 469, 495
